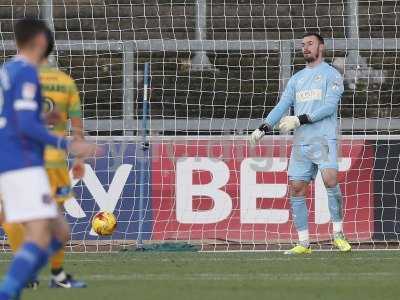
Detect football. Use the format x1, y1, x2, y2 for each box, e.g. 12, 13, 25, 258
91, 211, 117, 236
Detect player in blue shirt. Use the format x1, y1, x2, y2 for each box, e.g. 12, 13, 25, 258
250, 33, 351, 255
0, 19, 99, 300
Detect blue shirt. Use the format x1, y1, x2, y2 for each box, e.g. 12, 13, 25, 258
265, 61, 344, 145
0, 56, 68, 173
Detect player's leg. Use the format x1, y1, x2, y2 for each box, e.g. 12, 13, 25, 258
317, 141, 351, 252
47, 167, 87, 288
46, 168, 69, 285
284, 145, 313, 255
0, 219, 51, 300
45, 209, 69, 271
48, 210, 86, 288
2, 223, 25, 253
320, 168, 351, 252
0, 223, 41, 289
321, 168, 342, 231
0, 167, 57, 300
50, 249, 65, 278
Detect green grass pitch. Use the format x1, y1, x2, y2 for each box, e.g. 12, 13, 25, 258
2, 251, 400, 300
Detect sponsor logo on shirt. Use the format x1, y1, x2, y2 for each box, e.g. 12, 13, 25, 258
296, 89, 322, 102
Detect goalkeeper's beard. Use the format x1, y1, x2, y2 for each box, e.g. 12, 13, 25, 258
304, 51, 320, 63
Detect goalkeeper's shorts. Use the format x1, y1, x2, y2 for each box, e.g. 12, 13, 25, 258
288, 140, 338, 182
46, 167, 73, 205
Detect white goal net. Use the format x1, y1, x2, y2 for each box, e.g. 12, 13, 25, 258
0, 0, 399, 251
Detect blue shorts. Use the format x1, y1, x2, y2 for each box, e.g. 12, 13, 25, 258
288, 140, 338, 182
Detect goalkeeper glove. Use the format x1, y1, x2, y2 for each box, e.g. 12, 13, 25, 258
249, 123, 271, 146
278, 114, 311, 133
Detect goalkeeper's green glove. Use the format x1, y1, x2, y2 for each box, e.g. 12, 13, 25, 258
249, 123, 271, 146
278, 114, 311, 133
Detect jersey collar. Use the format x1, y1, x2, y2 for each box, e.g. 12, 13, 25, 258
305, 60, 326, 70
13, 55, 36, 67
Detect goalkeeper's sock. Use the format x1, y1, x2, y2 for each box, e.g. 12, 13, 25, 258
333, 222, 343, 239
290, 196, 309, 247
298, 230, 310, 248
0, 242, 48, 298
326, 185, 343, 235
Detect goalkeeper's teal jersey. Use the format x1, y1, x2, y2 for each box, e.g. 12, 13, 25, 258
265, 61, 344, 145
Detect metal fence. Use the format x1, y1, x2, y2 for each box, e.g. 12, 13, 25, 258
0, 0, 398, 134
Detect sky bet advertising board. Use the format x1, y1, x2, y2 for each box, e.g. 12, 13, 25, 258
19, 137, 398, 243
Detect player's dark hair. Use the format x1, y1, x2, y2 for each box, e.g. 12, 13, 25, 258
303, 32, 324, 44
44, 27, 55, 58
14, 19, 49, 48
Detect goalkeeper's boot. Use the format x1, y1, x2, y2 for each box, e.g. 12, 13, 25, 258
284, 244, 312, 255
333, 234, 352, 252
49, 274, 87, 289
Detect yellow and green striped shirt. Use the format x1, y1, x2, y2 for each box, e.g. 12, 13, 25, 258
39, 66, 82, 168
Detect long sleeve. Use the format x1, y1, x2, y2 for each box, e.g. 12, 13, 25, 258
264, 78, 295, 127
308, 74, 343, 122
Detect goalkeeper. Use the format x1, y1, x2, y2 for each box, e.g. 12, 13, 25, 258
2, 28, 87, 288
250, 33, 351, 255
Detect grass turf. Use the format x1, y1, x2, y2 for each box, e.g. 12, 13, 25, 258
0, 251, 399, 300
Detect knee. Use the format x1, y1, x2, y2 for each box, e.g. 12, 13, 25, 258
290, 182, 308, 197
322, 169, 338, 188
324, 179, 338, 189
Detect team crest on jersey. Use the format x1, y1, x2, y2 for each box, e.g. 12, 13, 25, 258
314, 75, 322, 82
22, 83, 36, 100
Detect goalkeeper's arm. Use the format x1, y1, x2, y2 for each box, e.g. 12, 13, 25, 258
278, 76, 343, 133
249, 79, 294, 145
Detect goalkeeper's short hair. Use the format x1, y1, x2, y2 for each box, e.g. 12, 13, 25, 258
303, 32, 324, 44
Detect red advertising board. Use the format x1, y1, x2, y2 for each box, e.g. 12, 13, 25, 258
151, 138, 374, 243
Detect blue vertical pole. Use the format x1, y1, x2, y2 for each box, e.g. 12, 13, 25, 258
137, 62, 150, 250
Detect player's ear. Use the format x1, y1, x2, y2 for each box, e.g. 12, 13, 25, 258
319, 42, 325, 54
